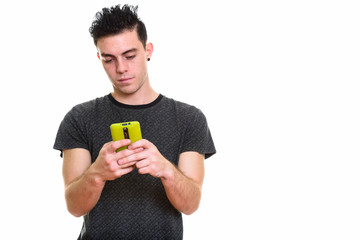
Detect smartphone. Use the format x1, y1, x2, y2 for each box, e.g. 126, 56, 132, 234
110, 121, 142, 152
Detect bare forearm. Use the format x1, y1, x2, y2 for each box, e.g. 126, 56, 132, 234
161, 164, 202, 215
65, 167, 105, 217
122, 141, 205, 214
62, 141, 139, 217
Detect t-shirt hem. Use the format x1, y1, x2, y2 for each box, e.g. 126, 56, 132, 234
180, 149, 216, 160
54, 145, 89, 158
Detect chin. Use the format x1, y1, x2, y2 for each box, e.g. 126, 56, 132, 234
113, 85, 140, 96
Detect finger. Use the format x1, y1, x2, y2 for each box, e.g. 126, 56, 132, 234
115, 165, 136, 177
135, 159, 150, 169
118, 150, 147, 165
137, 165, 162, 178
108, 139, 131, 153
115, 147, 144, 160
128, 139, 148, 150
137, 165, 152, 175
118, 160, 138, 168
130, 147, 144, 154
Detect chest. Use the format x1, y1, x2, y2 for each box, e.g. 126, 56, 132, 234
87, 107, 184, 165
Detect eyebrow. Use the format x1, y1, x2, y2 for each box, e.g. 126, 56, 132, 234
122, 48, 137, 55
100, 48, 138, 58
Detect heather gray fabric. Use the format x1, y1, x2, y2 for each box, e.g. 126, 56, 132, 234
54, 94, 216, 240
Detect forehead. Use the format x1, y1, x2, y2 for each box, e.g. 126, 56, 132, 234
96, 30, 143, 54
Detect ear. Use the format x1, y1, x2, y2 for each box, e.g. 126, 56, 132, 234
97, 52, 100, 60
145, 43, 153, 60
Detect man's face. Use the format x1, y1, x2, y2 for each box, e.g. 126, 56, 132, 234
96, 30, 152, 96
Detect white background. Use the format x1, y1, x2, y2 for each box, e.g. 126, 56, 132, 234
1, 0, 359, 239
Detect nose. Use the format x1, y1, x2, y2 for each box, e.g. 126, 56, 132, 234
116, 59, 127, 73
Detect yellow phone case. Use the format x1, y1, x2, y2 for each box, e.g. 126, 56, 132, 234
110, 121, 142, 152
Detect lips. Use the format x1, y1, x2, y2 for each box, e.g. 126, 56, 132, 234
117, 77, 134, 84
119, 77, 132, 81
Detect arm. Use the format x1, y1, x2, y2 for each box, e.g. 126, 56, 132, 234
161, 151, 205, 215
62, 148, 104, 217
62, 140, 142, 217
124, 140, 205, 215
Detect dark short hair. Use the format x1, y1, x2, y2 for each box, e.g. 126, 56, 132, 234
89, 4, 147, 48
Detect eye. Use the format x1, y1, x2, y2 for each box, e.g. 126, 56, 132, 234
125, 55, 136, 60
103, 58, 113, 63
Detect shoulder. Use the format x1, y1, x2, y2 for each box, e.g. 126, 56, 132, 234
60, 95, 111, 129
66, 95, 110, 118
160, 96, 209, 130
161, 96, 204, 117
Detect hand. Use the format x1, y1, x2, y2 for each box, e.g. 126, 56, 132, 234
118, 139, 173, 179
92, 139, 144, 181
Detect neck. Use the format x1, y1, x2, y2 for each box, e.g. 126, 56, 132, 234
111, 83, 159, 105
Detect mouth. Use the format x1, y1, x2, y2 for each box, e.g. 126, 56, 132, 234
117, 77, 134, 84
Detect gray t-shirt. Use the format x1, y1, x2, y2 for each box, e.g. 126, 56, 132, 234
54, 94, 216, 240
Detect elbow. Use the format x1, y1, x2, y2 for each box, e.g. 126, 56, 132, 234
182, 199, 201, 216
69, 209, 84, 218
66, 203, 87, 218
65, 201, 85, 218
183, 205, 199, 215
65, 192, 86, 218
182, 188, 203, 215
183, 209, 197, 216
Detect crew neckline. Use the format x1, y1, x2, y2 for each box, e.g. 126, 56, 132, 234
108, 93, 163, 109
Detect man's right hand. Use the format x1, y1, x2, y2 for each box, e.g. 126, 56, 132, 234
62, 139, 143, 217
91, 139, 144, 182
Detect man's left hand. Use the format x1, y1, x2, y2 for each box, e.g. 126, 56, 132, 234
117, 139, 173, 179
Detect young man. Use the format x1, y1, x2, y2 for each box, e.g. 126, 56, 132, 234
54, 5, 216, 240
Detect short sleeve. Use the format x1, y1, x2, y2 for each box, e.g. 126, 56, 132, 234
53, 106, 89, 157
180, 107, 216, 159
